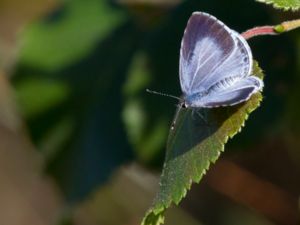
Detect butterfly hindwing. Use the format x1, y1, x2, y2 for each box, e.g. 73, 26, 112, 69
187, 76, 263, 108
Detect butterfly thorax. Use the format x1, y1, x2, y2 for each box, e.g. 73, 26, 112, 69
183, 92, 207, 108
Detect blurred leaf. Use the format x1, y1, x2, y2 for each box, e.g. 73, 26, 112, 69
15, 78, 70, 118
123, 52, 169, 162
123, 99, 169, 161
19, 0, 124, 70
0, 71, 63, 225
39, 116, 74, 160
13, 0, 140, 202
256, 0, 300, 10
0, 0, 57, 69
142, 62, 264, 225
46, 21, 140, 202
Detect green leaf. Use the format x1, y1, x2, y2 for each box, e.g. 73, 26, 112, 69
142, 62, 264, 225
256, 0, 300, 10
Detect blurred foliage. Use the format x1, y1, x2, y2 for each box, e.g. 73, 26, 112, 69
0, 0, 298, 224
14, 0, 138, 202
19, 0, 125, 70
123, 52, 170, 162
15, 78, 70, 118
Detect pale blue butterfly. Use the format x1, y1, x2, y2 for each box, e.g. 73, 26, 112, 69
148, 12, 263, 129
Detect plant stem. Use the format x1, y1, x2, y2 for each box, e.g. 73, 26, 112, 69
241, 18, 300, 40
241, 26, 277, 40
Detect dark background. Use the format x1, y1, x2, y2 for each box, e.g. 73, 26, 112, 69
0, 0, 299, 224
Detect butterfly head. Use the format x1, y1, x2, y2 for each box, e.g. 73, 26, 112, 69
180, 100, 189, 109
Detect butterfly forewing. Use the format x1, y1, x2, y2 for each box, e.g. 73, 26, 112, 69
196, 30, 253, 91
179, 12, 235, 95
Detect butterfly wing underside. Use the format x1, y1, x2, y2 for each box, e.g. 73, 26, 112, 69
179, 12, 263, 107
191, 76, 263, 107
179, 12, 235, 95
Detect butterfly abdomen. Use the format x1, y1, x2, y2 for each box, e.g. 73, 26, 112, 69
185, 75, 240, 106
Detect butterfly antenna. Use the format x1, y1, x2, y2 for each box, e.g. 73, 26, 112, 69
146, 89, 180, 101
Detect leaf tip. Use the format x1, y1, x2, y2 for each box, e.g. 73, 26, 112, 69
141, 210, 165, 225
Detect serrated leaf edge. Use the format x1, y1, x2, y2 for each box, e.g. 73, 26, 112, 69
256, 0, 300, 11
142, 63, 264, 225
143, 95, 262, 225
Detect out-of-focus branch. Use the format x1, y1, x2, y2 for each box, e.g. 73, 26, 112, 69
0, 71, 64, 225
206, 160, 299, 225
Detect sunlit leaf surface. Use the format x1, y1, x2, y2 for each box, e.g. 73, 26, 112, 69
142, 62, 264, 225
256, 0, 300, 10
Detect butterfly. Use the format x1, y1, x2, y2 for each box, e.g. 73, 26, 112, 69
174, 12, 263, 128
147, 12, 263, 130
